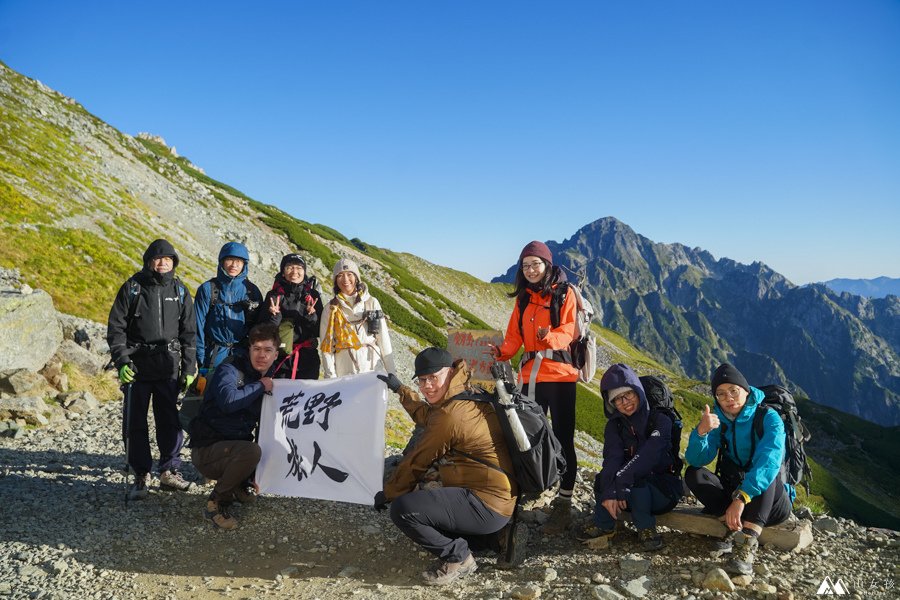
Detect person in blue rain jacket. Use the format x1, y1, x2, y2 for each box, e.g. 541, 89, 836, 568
194, 242, 263, 373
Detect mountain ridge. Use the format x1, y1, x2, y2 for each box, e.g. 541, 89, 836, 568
493, 217, 900, 426
821, 276, 900, 299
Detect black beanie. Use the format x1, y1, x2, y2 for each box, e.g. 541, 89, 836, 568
280, 253, 307, 272
710, 363, 750, 397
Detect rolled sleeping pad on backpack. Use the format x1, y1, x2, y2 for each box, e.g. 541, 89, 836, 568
495, 377, 531, 451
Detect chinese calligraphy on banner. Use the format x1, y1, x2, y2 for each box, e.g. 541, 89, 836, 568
255, 371, 387, 505
447, 328, 503, 385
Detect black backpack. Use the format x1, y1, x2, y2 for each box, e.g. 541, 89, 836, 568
615, 375, 684, 475
450, 367, 567, 494
716, 384, 812, 495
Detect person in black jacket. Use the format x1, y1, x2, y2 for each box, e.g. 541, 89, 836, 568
189, 323, 281, 530
107, 239, 197, 500
259, 253, 324, 379
588, 363, 683, 551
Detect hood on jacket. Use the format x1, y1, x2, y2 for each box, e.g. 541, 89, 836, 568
600, 363, 649, 431
436, 359, 473, 405
142, 239, 179, 269
217, 241, 250, 281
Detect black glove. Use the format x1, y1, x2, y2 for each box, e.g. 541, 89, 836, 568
373, 491, 389, 511
377, 373, 403, 393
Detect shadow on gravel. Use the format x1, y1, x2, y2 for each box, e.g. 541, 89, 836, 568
0, 447, 436, 585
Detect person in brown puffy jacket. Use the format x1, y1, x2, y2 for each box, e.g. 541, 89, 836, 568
374, 348, 527, 585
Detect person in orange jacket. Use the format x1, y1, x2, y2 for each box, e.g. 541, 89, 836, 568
489, 240, 580, 534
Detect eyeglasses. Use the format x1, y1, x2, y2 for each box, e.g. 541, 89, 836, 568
284, 265, 304, 272
612, 390, 636, 405
521, 260, 545, 272
415, 374, 442, 388
715, 387, 743, 400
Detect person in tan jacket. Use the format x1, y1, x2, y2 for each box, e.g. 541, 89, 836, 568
375, 348, 525, 585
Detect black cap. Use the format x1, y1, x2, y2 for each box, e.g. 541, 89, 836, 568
414, 347, 454, 378
280, 253, 307, 272
711, 363, 750, 397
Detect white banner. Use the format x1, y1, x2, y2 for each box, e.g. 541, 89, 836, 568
255, 371, 387, 505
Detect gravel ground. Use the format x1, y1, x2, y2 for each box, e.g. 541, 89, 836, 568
2, 402, 898, 600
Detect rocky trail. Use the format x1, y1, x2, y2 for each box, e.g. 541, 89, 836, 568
2, 399, 898, 600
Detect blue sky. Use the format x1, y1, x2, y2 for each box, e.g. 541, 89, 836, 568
2, 1, 898, 283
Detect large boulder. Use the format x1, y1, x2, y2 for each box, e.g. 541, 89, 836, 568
0, 290, 63, 372
55, 340, 106, 376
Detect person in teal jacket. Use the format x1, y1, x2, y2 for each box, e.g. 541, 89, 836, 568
194, 242, 263, 373
684, 363, 791, 576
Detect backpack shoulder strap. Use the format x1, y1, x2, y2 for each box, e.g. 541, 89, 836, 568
174, 277, 187, 305
752, 404, 770, 440
126, 279, 141, 324
549, 282, 569, 329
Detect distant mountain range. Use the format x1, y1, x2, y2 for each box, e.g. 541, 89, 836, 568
820, 277, 900, 299
493, 218, 900, 426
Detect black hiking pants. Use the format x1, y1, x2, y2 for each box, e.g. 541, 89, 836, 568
390, 487, 509, 563
685, 466, 791, 527
523, 381, 577, 492
122, 379, 182, 475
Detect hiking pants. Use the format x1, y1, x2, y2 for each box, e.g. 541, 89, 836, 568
390, 487, 509, 563
122, 379, 182, 475
685, 466, 791, 527
523, 381, 577, 492
594, 481, 677, 531
192, 440, 261, 500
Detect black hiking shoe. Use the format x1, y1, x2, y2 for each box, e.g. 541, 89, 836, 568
542, 497, 572, 535
127, 473, 149, 501
638, 526, 663, 551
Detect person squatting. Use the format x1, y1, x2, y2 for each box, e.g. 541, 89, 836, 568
108, 239, 797, 585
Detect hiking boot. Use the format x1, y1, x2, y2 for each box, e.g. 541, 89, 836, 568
497, 521, 529, 568
204, 496, 238, 530
724, 532, 758, 575
575, 523, 615, 542
542, 497, 572, 535
638, 526, 664, 551
712, 530, 737, 553
159, 469, 194, 492
127, 472, 150, 501
421, 553, 477, 585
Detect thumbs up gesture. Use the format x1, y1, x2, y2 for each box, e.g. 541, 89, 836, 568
697, 404, 720, 436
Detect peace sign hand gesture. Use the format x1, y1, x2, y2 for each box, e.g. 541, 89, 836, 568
269, 295, 282, 315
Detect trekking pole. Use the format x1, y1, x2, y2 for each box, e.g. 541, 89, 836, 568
122, 381, 133, 507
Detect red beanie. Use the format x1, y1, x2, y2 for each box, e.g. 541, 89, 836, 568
519, 240, 552, 265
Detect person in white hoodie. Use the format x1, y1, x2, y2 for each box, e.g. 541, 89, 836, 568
319, 258, 396, 378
